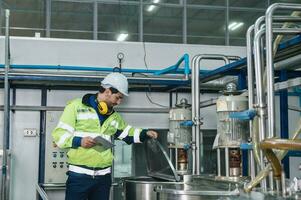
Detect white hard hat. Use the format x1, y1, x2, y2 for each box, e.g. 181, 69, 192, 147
101, 72, 129, 96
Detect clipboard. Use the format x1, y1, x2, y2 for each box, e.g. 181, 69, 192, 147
94, 136, 115, 150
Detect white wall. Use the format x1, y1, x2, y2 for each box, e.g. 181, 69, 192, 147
0, 36, 246, 70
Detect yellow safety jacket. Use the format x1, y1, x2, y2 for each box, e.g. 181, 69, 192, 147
52, 94, 147, 168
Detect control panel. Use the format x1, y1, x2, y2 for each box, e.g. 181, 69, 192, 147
44, 111, 68, 184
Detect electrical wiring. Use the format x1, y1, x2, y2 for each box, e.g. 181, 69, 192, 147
142, 41, 168, 108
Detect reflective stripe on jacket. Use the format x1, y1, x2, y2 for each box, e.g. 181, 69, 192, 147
52, 98, 143, 168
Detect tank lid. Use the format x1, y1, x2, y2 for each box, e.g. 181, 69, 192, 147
144, 139, 180, 182
175, 98, 191, 108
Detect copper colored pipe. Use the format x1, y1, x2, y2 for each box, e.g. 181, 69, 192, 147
260, 139, 301, 150
262, 149, 282, 179
260, 138, 301, 179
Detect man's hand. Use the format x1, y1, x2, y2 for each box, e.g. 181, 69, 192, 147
81, 136, 96, 148
146, 130, 158, 139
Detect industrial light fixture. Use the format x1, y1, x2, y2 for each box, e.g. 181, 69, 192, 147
117, 33, 128, 42
147, 0, 160, 12
228, 22, 244, 31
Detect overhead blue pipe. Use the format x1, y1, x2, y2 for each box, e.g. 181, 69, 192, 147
153, 54, 191, 76
0, 64, 160, 74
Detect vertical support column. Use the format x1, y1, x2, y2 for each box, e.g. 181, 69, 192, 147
93, 1, 98, 40
1, 9, 10, 200
238, 69, 248, 176
38, 89, 47, 186
182, 0, 187, 44
280, 70, 289, 178
139, 0, 143, 42
225, 0, 229, 46
45, 0, 51, 37
0, 8, 3, 36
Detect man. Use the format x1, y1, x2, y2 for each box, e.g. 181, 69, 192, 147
52, 72, 158, 200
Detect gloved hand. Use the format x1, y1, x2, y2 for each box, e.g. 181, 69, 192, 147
146, 130, 158, 139
81, 136, 96, 148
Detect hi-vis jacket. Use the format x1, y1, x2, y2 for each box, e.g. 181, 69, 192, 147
52, 94, 148, 169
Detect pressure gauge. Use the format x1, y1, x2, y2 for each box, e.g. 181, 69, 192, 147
117, 52, 124, 60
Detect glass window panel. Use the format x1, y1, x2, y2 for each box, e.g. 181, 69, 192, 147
3, 0, 44, 10
4, 0, 45, 29
144, 5, 182, 43
187, 8, 225, 45
51, 31, 92, 40
229, 0, 268, 8
51, 2, 93, 31
144, 34, 182, 43
10, 9, 45, 28
114, 140, 132, 178
98, 3, 138, 42
229, 10, 264, 46
187, 0, 225, 6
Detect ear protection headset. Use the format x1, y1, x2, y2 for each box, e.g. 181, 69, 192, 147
97, 101, 109, 115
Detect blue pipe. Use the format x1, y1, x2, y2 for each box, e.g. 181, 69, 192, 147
0, 64, 161, 74
154, 54, 191, 76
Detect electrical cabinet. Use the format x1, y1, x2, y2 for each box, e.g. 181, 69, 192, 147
45, 111, 68, 184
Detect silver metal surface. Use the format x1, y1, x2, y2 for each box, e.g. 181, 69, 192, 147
144, 139, 180, 182
225, 147, 229, 177
217, 148, 221, 177
269, 169, 274, 191
1, 9, 10, 200
36, 184, 49, 200
246, 25, 256, 181
123, 177, 181, 200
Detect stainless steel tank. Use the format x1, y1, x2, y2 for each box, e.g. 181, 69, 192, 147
123, 176, 182, 200
124, 175, 241, 200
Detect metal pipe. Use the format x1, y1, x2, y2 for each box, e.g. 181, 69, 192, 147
266, 3, 301, 140
253, 28, 267, 191
281, 170, 286, 197
274, 54, 301, 71
1, 9, 10, 200
269, 167, 274, 191
191, 56, 197, 175
36, 183, 49, 200
260, 138, 301, 150
191, 54, 230, 175
217, 148, 221, 176
225, 147, 229, 177
195, 57, 200, 175
246, 25, 257, 181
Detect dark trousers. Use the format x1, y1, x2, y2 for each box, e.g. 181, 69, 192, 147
65, 171, 111, 200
